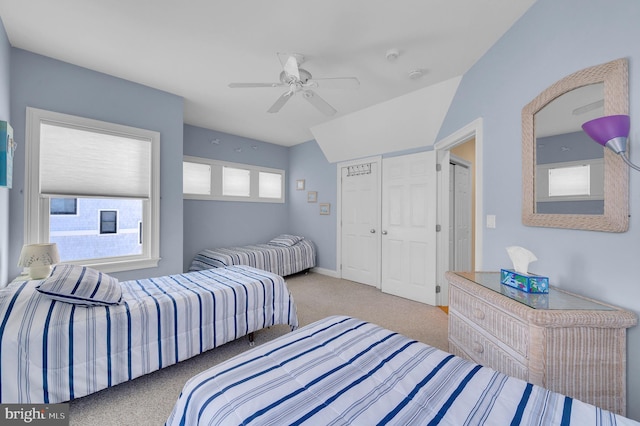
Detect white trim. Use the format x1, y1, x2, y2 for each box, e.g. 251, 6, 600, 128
310, 266, 340, 278
335, 155, 382, 281
434, 118, 484, 304
24, 107, 161, 272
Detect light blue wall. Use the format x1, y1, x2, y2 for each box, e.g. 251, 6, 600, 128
288, 140, 337, 271
438, 0, 640, 419
9, 49, 184, 281
182, 124, 291, 271
0, 20, 10, 286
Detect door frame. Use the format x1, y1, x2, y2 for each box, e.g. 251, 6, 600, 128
434, 118, 484, 305
336, 155, 382, 284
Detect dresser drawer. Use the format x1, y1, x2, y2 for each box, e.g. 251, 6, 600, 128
449, 286, 529, 357
449, 312, 529, 381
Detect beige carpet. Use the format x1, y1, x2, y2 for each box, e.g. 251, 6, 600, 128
68, 272, 449, 425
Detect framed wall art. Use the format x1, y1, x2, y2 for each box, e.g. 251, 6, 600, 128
319, 203, 330, 215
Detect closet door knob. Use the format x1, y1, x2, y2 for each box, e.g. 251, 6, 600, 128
370, 229, 376, 233
381, 230, 388, 235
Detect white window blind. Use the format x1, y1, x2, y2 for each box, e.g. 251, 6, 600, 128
548, 164, 590, 197
259, 171, 282, 199
40, 123, 151, 199
183, 161, 211, 195
222, 166, 250, 197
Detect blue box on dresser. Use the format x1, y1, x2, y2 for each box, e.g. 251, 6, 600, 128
500, 269, 549, 293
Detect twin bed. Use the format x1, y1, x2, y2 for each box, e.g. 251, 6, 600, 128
189, 234, 316, 277
0, 264, 297, 403
167, 315, 638, 425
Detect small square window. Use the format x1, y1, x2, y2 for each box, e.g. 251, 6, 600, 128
222, 166, 251, 197
100, 210, 118, 234
259, 171, 282, 199
548, 165, 590, 197
51, 198, 77, 215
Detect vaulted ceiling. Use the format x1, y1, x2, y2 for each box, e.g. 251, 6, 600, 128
0, 0, 537, 146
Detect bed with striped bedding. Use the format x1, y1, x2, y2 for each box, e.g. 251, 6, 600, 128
189, 238, 316, 277
166, 315, 638, 426
0, 265, 298, 404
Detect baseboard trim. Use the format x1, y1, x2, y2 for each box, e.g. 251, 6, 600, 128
310, 267, 339, 278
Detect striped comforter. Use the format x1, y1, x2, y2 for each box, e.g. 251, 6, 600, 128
167, 315, 638, 426
189, 239, 316, 277
0, 265, 298, 403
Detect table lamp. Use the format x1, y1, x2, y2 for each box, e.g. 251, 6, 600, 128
17, 243, 60, 279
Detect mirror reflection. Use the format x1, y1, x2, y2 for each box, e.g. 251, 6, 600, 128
534, 83, 605, 215
521, 57, 629, 232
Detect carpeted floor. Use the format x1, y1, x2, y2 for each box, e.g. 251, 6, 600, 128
68, 272, 449, 425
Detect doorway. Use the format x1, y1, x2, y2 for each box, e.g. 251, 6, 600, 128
336, 118, 483, 306
434, 118, 483, 306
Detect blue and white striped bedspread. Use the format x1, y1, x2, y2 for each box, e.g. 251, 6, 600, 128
166, 315, 638, 426
0, 265, 298, 404
189, 239, 316, 277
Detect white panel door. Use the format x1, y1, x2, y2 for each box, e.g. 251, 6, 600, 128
340, 162, 380, 287
381, 151, 437, 305
454, 163, 472, 270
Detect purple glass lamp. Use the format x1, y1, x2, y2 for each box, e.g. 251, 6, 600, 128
582, 114, 640, 172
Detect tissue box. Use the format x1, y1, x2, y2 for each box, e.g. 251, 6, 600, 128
500, 284, 549, 308
500, 269, 549, 294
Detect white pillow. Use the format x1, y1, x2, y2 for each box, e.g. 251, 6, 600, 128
36, 264, 122, 307
267, 234, 304, 247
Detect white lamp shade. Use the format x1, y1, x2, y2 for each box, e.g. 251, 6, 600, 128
17, 243, 60, 279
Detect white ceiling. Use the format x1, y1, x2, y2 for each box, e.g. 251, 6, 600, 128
0, 0, 536, 147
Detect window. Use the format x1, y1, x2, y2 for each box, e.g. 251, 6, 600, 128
222, 166, 251, 197
548, 165, 590, 197
183, 155, 285, 203
50, 198, 77, 215
25, 107, 160, 273
183, 161, 211, 195
259, 172, 282, 199
535, 158, 604, 203
100, 210, 118, 234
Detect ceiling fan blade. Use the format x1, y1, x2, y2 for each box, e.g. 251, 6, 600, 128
267, 91, 294, 113
302, 90, 336, 116
228, 82, 285, 88
307, 77, 360, 90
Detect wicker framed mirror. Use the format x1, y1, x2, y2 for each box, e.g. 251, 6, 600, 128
522, 58, 629, 232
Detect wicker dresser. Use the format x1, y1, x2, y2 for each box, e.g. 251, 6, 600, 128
446, 271, 637, 416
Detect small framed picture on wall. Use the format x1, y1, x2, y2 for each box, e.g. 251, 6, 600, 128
307, 191, 317, 203
296, 179, 305, 190
319, 203, 330, 215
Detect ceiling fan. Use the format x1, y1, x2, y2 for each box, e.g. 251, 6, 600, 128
228, 53, 359, 116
